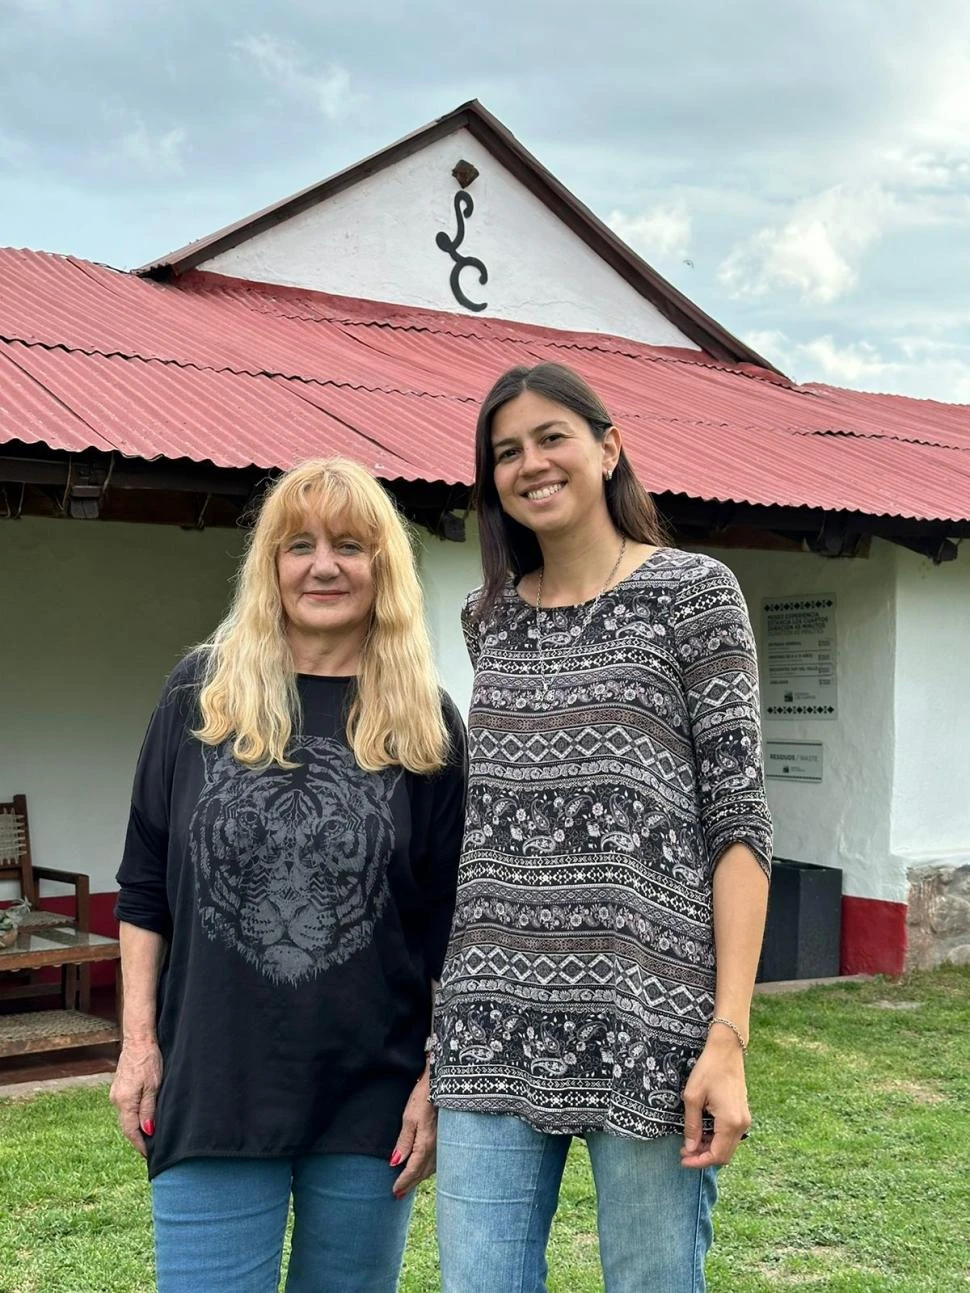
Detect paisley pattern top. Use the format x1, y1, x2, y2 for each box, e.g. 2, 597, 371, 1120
431, 548, 772, 1140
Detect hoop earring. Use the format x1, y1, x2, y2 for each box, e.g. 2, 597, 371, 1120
604, 469, 614, 482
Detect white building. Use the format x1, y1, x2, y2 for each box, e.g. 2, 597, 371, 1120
2, 101, 968, 978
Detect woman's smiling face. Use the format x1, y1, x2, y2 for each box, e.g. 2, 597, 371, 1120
490, 390, 619, 537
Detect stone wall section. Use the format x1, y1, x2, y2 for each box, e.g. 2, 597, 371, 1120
906, 865, 970, 968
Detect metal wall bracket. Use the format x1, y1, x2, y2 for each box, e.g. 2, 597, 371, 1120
62, 457, 113, 520
809, 517, 864, 558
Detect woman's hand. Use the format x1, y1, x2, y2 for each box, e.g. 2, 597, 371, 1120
110, 1039, 163, 1158
389, 1064, 437, 1198
680, 1029, 751, 1169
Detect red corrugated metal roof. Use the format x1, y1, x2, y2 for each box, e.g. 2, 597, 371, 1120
1, 248, 968, 521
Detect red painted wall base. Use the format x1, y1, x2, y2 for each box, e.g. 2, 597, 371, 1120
840, 895, 907, 977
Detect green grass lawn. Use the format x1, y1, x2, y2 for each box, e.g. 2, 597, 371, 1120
2, 968, 968, 1292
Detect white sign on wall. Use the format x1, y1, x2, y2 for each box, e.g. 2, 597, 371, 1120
762, 596, 837, 719
765, 740, 824, 782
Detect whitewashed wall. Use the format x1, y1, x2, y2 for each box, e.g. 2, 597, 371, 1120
892, 547, 970, 870
710, 542, 902, 903
4, 517, 964, 914
0, 515, 481, 900
201, 128, 698, 349
426, 529, 914, 905
0, 518, 242, 899
416, 515, 481, 719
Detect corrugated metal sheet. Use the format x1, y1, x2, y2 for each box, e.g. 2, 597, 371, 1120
2, 343, 434, 476
1, 248, 968, 520
802, 383, 970, 451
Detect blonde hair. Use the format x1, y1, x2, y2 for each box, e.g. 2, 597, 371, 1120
193, 458, 448, 774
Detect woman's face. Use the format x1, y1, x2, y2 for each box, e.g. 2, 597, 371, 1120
490, 390, 619, 538
276, 517, 376, 647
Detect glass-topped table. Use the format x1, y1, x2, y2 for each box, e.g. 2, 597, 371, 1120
0, 926, 121, 1059
0, 926, 120, 969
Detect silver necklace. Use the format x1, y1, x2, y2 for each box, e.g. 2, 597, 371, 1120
534, 536, 627, 699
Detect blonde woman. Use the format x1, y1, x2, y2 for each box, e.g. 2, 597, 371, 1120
110, 459, 466, 1293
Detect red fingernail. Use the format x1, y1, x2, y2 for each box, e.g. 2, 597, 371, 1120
389, 1150, 402, 1166
142, 1120, 155, 1136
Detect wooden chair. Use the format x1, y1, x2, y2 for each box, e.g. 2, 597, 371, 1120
0, 794, 91, 933
1, 794, 93, 1010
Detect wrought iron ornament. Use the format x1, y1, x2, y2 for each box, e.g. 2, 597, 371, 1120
436, 191, 488, 312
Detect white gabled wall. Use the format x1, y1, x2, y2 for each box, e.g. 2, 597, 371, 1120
201, 129, 699, 350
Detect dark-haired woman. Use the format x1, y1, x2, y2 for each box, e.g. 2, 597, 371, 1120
430, 363, 772, 1293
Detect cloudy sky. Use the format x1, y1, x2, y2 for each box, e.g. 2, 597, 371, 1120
3, 0, 969, 401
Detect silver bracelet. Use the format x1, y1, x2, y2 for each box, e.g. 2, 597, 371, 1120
709, 1016, 748, 1054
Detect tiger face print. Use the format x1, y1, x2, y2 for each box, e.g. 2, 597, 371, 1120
189, 737, 400, 986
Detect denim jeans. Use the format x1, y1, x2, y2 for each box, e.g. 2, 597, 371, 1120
151, 1154, 413, 1293
436, 1111, 717, 1293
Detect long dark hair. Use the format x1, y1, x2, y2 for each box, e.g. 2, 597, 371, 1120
472, 362, 668, 623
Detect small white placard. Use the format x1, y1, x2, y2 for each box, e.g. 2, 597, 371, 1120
762, 595, 837, 719
765, 740, 824, 783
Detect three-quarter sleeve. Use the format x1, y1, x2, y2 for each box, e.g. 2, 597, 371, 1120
673, 557, 772, 877
460, 590, 485, 669
115, 656, 199, 937
415, 694, 468, 979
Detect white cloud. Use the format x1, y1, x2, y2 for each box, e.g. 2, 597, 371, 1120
869, 23, 970, 190
905, 45, 970, 156
744, 328, 970, 403
878, 147, 970, 189
718, 185, 894, 304
607, 202, 692, 263
117, 118, 187, 172
792, 336, 890, 385
236, 34, 358, 121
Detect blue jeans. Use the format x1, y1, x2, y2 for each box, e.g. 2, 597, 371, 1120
151, 1155, 413, 1293
436, 1111, 717, 1293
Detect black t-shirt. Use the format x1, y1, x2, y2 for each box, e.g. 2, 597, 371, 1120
116, 656, 467, 1179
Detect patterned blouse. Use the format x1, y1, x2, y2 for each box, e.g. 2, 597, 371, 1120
430, 548, 772, 1141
